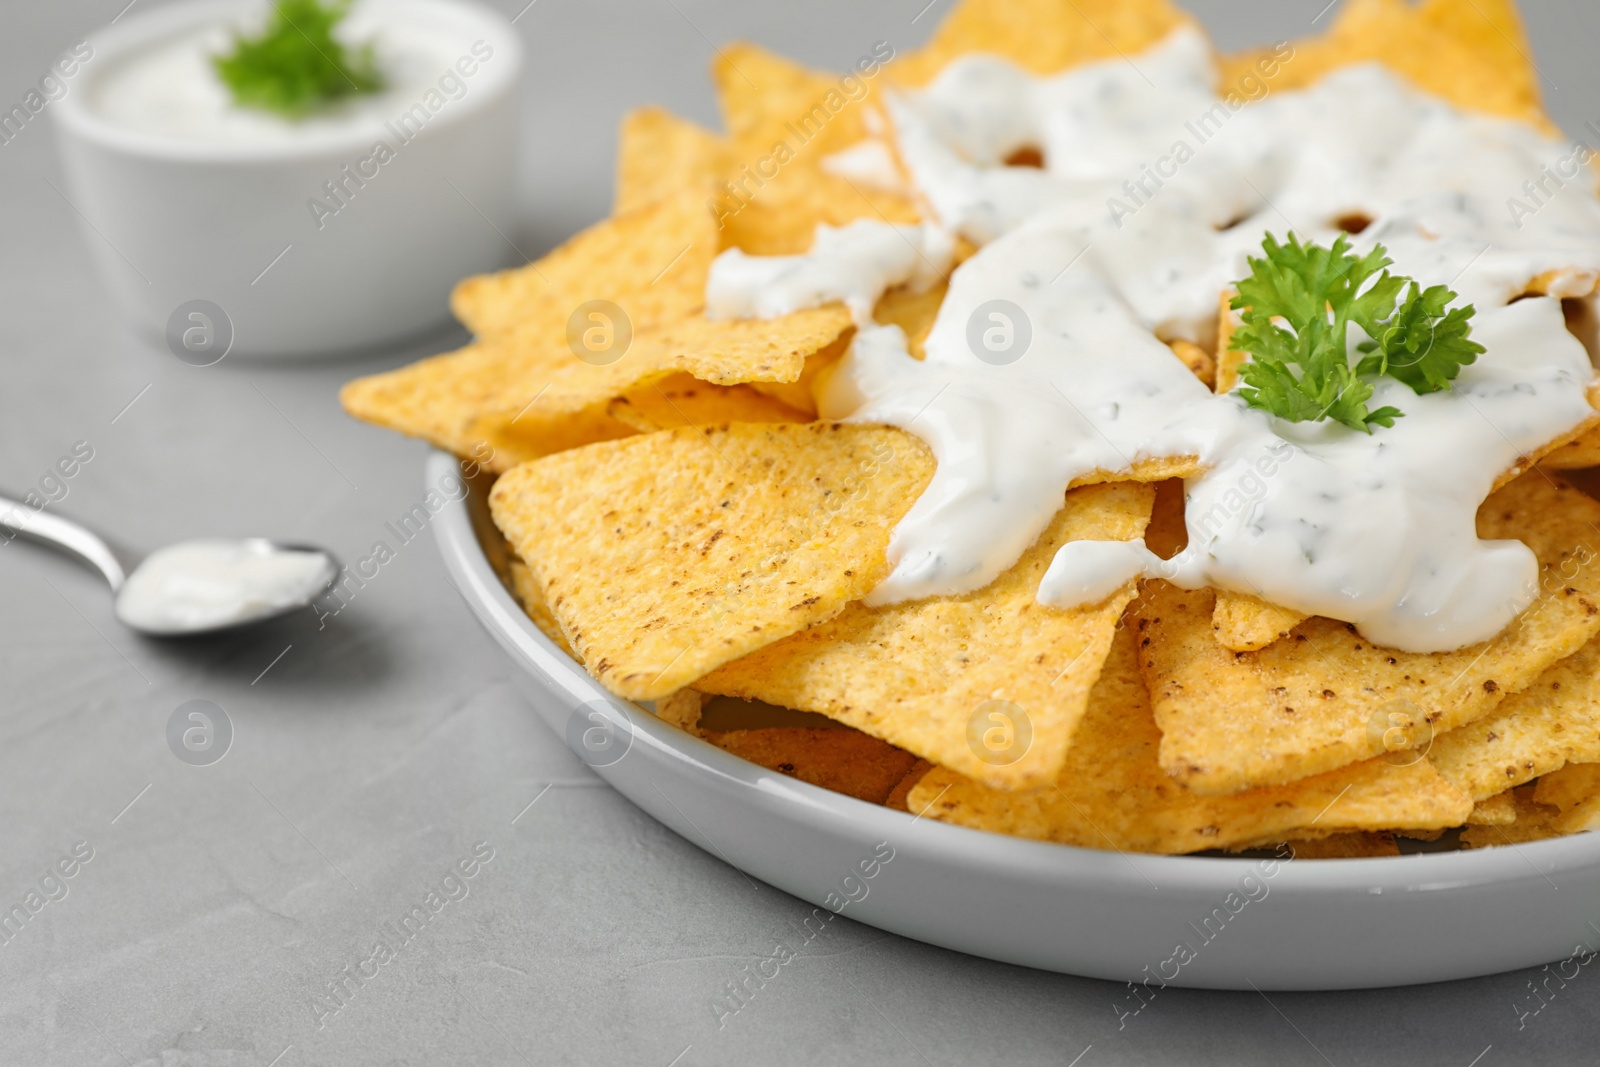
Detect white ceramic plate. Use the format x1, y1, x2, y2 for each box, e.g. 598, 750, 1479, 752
431, 451, 1600, 990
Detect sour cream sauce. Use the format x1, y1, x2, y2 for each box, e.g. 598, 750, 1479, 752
707, 27, 1600, 652
88, 5, 469, 146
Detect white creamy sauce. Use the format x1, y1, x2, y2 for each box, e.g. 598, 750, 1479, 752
116, 540, 335, 634
707, 220, 954, 325
707, 26, 1600, 652
820, 138, 908, 194
88, 6, 469, 145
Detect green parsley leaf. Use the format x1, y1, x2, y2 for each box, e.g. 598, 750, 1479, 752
1229, 232, 1481, 433
213, 0, 385, 119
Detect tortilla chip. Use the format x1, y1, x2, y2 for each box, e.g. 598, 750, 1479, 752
703, 727, 919, 804
453, 193, 716, 340
341, 351, 637, 470
1135, 473, 1600, 795
1431, 633, 1600, 800
885, 759, 935, 812
653, 689, 706, 732
699, 482, 1158, 792
872, 281, 948, 363
1467, 790, 1518, 826
1532, 763, 1600, 835
507, 559, 575, 656
1220, 0, 1552, 132
1169, 340, 1216, 390
720, 162, 921, 257
1284, 832, 1402, 859
1540, 428, 1600, 471
345, 305, 854, 470
1212, 593, 1305, 653
895, 0, 1192, 86
615, 107, 733, 215
607, 372, 810, 433
906, 627, 1471, 853
489, 422, 936, 700
1462, 783, 1564, 847
714, 43, 875, 160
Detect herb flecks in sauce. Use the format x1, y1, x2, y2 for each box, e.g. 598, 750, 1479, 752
213, 0, 384, 118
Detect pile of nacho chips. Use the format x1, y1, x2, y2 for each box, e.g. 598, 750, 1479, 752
345, 0, 1600, 857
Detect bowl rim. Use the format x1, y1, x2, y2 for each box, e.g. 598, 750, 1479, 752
430, 449, 1600, 898
52, 0, 523, 163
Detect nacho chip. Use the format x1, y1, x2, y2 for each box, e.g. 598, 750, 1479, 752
507, 558, 575, 656
607, 373, 809, 433
1462, 783, 1564, 847
653, 689, 706, 732
895, 0, 1192, 86
906, 627, 1471, 853
1136, 473, 1600, 795
872, 281, 948, 363
885, 759, 935, 812
451, 192, 717, 340
1212, 593, 1305, 653
721, 162, 921, 256
714, 43, 876, 160
1169, 340, 1216, 390
1430, 633, 1600, 800
615, 107, 733, 215
1284, 832, 1401, 859
1467, 790, 1518, 826
341, 351, 636, 471
490, 422, 935, 699
700, 482, 1157, 792
1532, 762, 1600, 833
1220, 0, 1551, 132
703, 727, 919, 804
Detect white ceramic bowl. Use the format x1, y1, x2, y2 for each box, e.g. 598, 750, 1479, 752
431, 451, 1600, 990
53, 0, 521, 357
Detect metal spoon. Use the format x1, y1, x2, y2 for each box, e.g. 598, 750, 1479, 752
0, 492, 339, 637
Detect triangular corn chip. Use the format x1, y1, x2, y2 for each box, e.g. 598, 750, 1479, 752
907, 627, 1472, 853
1137, 473, 1600, 795
489, 422, 936, 699
607, 373, 809, 433
1221, 0, 1551, 131
895, 0, 1192, 85
451, 192, 717, 340
703, 727, 919, 804
615, 107, 733, 215
1431, 632, 1600, 800
698, 482, 1156, 792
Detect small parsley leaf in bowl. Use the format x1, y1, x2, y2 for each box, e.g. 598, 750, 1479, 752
213, 0, 385, 118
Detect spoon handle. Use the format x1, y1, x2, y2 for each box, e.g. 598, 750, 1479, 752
0, 492, 128, 591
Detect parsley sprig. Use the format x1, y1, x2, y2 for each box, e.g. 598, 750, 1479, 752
1229, 233, 1484, 433
213, 0, 385, 118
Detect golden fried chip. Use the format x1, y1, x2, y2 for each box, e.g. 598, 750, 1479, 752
885, 759, 935, 812
1135, 473, 1600, 795
341, 350, 636, 471
607, 372, 809, 433
906, 627, 1471, 853
489, 422, 935, 699
873, 281, 948, 363
1431, 633, 1600, 800
1220, 0, 1551, 132
703, 727, 919, 804
1532, 762, 1600, 836
615, 107, 733, 215
721, 163, 921, 256
507, 558, 575, 656
1212, 593, 1305, 652
344, 305, 853, 470
452, 192, 717, 340
1462, 783, 1564, 847
1169, 340, 1216, 390
896, 0, 1192, 85
653, 689, 706, 732
1540, 428, 1600, 471
1467, 790, 1518, 826
700, 482, 1157, 792
714, 43, 876, 159
1285, 833, 1402, 859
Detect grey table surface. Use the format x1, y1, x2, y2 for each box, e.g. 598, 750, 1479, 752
4, 1, 1600, 1064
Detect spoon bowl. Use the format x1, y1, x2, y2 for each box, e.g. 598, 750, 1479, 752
1, 493, 339, 637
